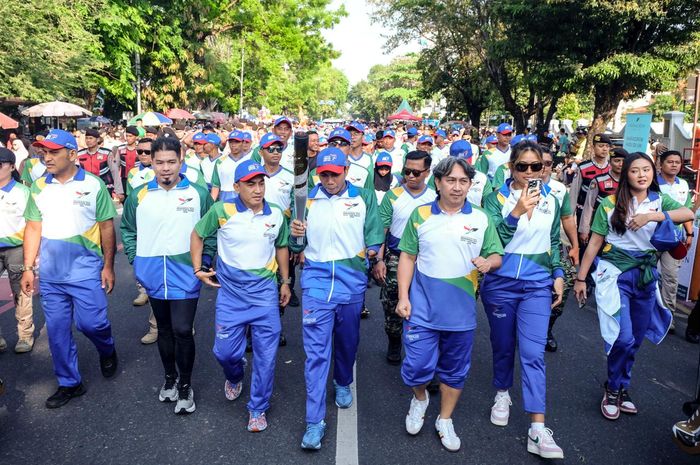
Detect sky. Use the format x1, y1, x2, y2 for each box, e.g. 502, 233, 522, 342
322, 0, 421, 85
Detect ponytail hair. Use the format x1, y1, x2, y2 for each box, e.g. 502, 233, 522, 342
610, 152, 659, 235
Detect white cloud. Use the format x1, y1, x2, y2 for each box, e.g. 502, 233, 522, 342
323, 0, 421, 85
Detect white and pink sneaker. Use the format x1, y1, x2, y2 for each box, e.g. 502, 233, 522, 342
527, 427, 564, 459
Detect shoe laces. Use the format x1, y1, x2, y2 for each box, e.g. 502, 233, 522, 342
178, 384, 191, 400
164, 376, 177, 390
438, 418, 457, 439
408, 397, 427, 420
605, 388, 620, 404
306, 422, 324, 435
537, 427, 557, 446
494, 393, 512, 410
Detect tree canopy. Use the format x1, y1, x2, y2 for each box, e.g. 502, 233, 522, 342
0, 0, 349, 119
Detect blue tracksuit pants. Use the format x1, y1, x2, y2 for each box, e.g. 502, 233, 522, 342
40, 279, 115, 387
401, 322, 474, 389
213, 303, 280, 413
606, 268, 656, 391
481, 274, 552, 414
302, 292, 362, 424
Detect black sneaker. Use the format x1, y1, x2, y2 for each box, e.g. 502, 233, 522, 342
279, 333, 287, 347
100, 349, 118, 378
46, 384, 86, 409
360, 306, 370, 319
386, 336, 401, 365
601, 383, 620, 420
288, 291, 300, 308
545, 331, 558, 352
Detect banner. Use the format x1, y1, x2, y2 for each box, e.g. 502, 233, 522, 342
623, 113, 653, 153
678, 225, 698, 301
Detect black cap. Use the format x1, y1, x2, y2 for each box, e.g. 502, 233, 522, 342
610, 147, 629, 159
375, 130, 384, 140
125, 126, 140, 136
145, 126, 159, 135
592, 133, 612, 145
0, 147, 15, 165
85, 128, 101, 138
158, 127, 178, 139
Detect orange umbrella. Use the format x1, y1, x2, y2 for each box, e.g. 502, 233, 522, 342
0, 112, 18, 129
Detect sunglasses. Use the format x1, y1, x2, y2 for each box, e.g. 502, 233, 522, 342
266, 146, 283, 153
329, 140, 350, 147
403, 168, 428, 177
136, 149, 151, 155
514, 162, 543, 172
543, 161, 553, 167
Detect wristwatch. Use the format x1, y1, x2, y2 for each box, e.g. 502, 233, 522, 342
20, 265, 37, 272
279, 277, 292, 285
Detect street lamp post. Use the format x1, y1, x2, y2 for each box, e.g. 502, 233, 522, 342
135, 52, 142, 115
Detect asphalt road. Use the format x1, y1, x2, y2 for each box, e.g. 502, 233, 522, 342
0, 218, 698, 464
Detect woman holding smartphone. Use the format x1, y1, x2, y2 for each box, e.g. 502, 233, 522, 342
574, 152, 693, 420
481, 141, 565, 459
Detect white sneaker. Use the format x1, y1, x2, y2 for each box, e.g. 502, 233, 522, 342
490, 391, 511, 426
174, 385, 195, 414
435, 416, 461, 452
405, 393, 429, 435
527, 427, 564, 459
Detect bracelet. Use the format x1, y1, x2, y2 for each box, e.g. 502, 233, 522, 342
279, 278, 292, 285
20, 265, 37, 272
688, 233, 695, 237
575, 278, 586, 283
193, 267, 207, 275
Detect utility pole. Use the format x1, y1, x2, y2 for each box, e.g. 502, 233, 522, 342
135, 52, 142, 115
239, 42, 244, 118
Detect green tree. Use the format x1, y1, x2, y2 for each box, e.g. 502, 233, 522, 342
348, 54, 423, 120
0, 0, 106, 105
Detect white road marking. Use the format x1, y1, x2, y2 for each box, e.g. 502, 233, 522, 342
335, 363, 359, 465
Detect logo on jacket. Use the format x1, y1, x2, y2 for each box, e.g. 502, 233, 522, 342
177, 197, 195, 213
537, 200, 551, 215
460, 225, 479, 244
343, 201, 361, 218
263, 222, 277, 238
73, 191, 91, 207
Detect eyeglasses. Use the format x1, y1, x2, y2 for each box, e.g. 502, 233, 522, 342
136, 149, 151, 155
514, 162, 543, 172
403, 168, 429, 177
266, 146, 283, 153
329, 140, 350, 147
543, 161, 553, 168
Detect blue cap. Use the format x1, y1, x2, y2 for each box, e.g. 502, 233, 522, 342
362, 134, 374, 145
407, 127, 418, 137
259, 132, 283, 149
319, 136, 328, 145
484, 135, 497, 144
497, 123, 513, 134
192, 132, 207, 144
273, 116, 293, 128
345, 121, 366, 133
510, 134, 525, 146
316, 147, 347, 174
239, 131, 252, 142
418, 135, 434, 145
451, 129, 461, 135
227, 130, 243, 141
449, 140, 473, 159
435, 129, 447, 138
33, 129, 78, 151
375, 152, 393, 167
383, 129, 396, 139
328, 127, 351, 143
205, 133, 221, 146
235, 160, 268, 183
526, 134, 538, 141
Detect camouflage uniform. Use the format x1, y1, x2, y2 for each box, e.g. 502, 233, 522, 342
380, 250, 402, 338
548, 245, 575, 330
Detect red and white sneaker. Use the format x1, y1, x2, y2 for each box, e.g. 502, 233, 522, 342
527, 427, 564, 459
619, 389, 638, 414
225, 380, 243, 401
247, 411, 268, 432
601, 384, 620, 420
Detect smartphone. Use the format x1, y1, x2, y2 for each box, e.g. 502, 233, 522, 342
527, 179, 542, 196
200, 266, 219, 285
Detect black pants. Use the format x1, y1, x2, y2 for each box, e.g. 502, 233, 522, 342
149, 297, 198, 386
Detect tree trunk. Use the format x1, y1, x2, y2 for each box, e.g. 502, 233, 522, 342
468, 107, 483, 130
540, 96, 560, 135
586, 86, 620, 157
